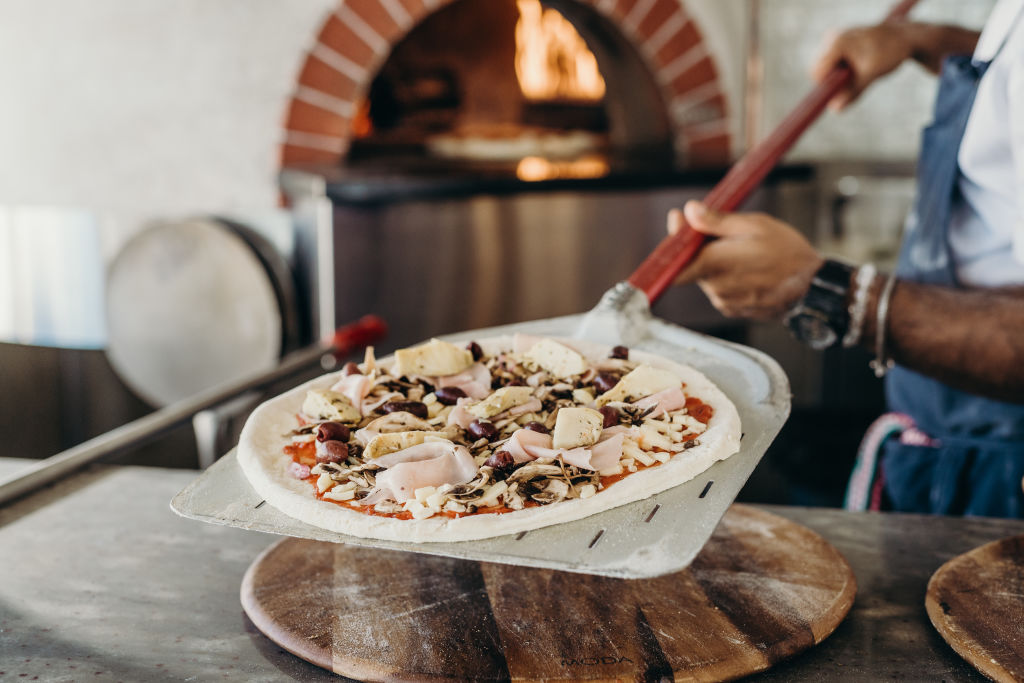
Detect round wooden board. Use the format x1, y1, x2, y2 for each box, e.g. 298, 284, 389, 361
926, 534, 1024, 683
240, 504, 856, 682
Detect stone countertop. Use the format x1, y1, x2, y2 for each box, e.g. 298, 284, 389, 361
1, 458, 1021, 682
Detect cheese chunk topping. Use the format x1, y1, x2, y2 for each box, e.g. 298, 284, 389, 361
467, 386, 534, 419
302, 390, 361, 423
363, 430, 448, 460
393, 338, 474, 377
523, 338, 587, 378
552, 406, 604, 450
596, 364, 681, 407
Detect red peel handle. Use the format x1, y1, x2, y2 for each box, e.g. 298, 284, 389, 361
628, 0, 918, 304
329, 315, 388, 358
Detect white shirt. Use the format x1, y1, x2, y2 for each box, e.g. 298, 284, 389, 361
949, 0, 1024, 287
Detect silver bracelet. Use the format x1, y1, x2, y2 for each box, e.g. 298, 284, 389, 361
842, 263, 877, 348
869, 271, 898, 378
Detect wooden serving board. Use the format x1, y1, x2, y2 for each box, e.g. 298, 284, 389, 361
926, 534, 1024, 683
240, 504, 855, 681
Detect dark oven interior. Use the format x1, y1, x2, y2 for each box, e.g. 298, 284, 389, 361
347, 0, 674, 170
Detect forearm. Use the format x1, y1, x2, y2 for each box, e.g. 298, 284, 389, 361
861, 277, 1024, 402
902, 23, 981, 73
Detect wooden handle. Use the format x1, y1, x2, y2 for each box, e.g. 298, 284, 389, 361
627, 0, 918, 303
329, 315, 388, 358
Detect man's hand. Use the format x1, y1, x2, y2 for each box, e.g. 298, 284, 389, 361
671, 201, 823, 321
813, 24, 914, 110
813, 22, 981, 110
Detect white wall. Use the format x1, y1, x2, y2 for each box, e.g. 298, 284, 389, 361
758, 0, 998, 161
0, 0, 335, 256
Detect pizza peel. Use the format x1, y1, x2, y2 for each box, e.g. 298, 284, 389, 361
173, 0, 917, 578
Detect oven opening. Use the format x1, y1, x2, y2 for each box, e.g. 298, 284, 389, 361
347, 0, 673, 176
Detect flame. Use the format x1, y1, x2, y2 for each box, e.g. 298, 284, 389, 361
515, 0, 606, 102
351, 98, 373, 139
516, 155, 609, 181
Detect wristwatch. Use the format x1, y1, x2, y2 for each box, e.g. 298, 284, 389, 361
784, 259, 854, 350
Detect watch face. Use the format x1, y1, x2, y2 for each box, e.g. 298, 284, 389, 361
790, 312, 837, 351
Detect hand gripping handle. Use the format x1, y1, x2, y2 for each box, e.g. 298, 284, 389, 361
627, 0, 918, 303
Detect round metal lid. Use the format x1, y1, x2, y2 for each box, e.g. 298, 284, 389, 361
106, 218, 285, 407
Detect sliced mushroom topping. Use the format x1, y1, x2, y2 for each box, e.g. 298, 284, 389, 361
526, 371, 549, 387
531, 478, 570, 503
447, 468, 494, 500
506, 462, 563, 483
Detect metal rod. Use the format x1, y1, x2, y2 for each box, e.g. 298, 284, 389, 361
0, 315, 386, 506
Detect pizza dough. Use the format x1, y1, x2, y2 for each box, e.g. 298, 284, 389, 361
237, 336, 741, 543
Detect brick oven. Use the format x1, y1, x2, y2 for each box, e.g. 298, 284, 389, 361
277, 0, 762, 354
280, 0, 737, 169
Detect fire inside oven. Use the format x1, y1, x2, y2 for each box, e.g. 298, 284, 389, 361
346, 0, 673, 174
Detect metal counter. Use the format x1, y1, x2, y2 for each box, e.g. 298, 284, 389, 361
0, 457, 1020, 681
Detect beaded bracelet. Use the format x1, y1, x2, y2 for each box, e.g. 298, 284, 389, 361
842, 263, 877, 348
869, 271, 898, 378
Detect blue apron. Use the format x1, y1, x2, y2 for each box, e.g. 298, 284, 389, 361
882, 45, 1024, 517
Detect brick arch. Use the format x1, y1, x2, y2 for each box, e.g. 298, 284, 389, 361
280, 0, 730, 168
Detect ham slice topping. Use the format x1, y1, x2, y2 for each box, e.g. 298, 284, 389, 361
287, 461, 311, 479
330, 373, 405, 416
447, 399, 477, 430
361, 440, 478, 504
633, 386, 687, 416
562, 432, 624, 472
513, 333, 544, 353
331, 373, 374, 411
435, 362, 491, 400
504, 428, 561, 463
502, 428, 625, 472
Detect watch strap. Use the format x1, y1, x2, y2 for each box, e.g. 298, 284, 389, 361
786, 259, 855, 348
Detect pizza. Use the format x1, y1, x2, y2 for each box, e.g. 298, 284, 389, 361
237, 335, 741, 543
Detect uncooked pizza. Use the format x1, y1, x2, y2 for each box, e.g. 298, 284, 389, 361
238, 335, 741, 542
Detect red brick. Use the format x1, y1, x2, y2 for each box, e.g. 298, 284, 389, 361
318, 13, 375, 71
346, 0, 402, 44
684, 132, 731, 167
636, 0, 682, 42
612, 0, 640, 22
667, 54, 718, 97
398, 0, 427, 24
671, 91, 728, 128
298, 54, 359, 102
286, 98, 352, 138
654, 20, 700, 67
705, 92, 727, 118
280, 144, 344, 167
